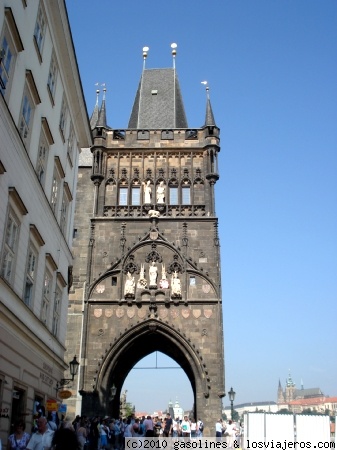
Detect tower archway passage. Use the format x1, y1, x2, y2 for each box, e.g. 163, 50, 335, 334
66, 61, 225, 435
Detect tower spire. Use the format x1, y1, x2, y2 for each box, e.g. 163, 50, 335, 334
202, 81, 216, 127
96, 84, 107, 128
142, 46, 149, 71
90, 85, 100, 129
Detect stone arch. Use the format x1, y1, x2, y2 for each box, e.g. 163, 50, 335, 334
91, 319, 209, 418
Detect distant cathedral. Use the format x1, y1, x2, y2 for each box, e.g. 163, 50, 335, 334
277, 372, 324, 404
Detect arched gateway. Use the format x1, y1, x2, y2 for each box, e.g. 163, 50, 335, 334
65, 50, 225, 434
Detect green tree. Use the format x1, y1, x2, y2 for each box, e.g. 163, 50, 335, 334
277, 408, 292, 414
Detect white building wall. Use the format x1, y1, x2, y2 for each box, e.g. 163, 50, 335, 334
0, 0, 91, 442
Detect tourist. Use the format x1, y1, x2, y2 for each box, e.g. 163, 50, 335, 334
7, 420, 30, 450
26, 417, 54, 450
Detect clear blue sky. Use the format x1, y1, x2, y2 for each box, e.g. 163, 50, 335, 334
66, 0, 337, 413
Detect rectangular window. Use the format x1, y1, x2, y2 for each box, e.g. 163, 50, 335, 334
34, 5, 46, 57
19, 91, 33, 145
1, 211, 19, 283
0, 35, 12, 94
47, 52, 57, 100
24, 245, 37, 306
41, 269, 52, 325
50, 169, 60, 214
169, 187, 178, 205
60, 182, 72, 237
67, 124, 75, 162
36, 132, 48, 185
59, 96, 68, 140
119, 187, 128, 206
182, 186, 191, 205
131, 187, 140, 205
52, 286, 61, 336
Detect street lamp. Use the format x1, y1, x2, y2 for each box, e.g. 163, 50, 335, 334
228, 387, 236, 420
56, 355, 80, 391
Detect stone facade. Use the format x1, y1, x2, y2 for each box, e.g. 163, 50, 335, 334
66, 69, 225, 434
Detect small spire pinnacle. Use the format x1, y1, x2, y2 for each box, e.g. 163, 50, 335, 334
142, 46, 149, 70
202, 81, 216, 127
90, 84, 101, 129
96, 84, 107, 128
171, 43, 177, 69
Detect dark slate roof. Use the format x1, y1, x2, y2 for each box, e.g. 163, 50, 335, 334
295, 388, 324, 398
204, 96, 216, 127
128, 68, 188, 129
90, 100, 99, 129
96, 98, 107, 128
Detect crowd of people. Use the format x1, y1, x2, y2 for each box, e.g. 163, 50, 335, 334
5, 411, 241, 450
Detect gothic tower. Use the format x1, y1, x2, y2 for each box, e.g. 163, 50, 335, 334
65, 47, 224, 434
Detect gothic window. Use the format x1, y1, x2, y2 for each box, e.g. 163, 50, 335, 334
119, 187, 128, 206
131, 186, 140, 206
182, 186, 191, 205
169, 186, 178, 205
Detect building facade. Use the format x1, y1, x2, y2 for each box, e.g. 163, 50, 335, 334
0, 0, 91, 441
66, 50, 225, 433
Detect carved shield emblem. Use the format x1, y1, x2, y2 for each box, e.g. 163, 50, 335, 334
202, 284, 211, 293
94, 309, 102, 318
116, 308, 124, 318
138, 309, 146, 319
171, 310, 178, 319
182, 309, 190, 318
150, 230, 159, 240
95, 284, 105, 293
193, 309, 201, 318
204, 309, 213, 318
105, 309, 113, 318
159, 309, 168, 319
127, 309, 135, 318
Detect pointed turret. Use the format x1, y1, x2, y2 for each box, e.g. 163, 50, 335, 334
90, 88, 100, 129
204, 86, 216, 127
96, 86, 107, 128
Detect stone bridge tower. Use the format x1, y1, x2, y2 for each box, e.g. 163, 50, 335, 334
66, 48, 225, 433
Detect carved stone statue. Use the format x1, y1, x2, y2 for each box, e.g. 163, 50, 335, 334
137, 263, 147, 289
171, 271, 182, 296
161, 264, 167, 280
124, 271, 135, 296
143, 180, 152, 203
148, 209, 160, 218
149, 262, 158, 287
156, 181, 165, 203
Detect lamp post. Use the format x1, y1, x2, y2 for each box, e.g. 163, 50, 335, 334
228, 387, 236, 420
56, 355, 80, 391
